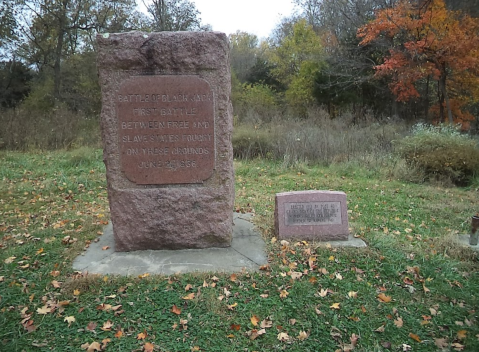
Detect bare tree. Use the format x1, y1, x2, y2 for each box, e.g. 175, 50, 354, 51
143, 0, 205, 31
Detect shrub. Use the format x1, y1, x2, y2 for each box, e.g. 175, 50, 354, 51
233, 83, 279, 123
232, 125, 275, 159
0, 105, 101, 150
394, 123, 479, 186
232, 110, 408, 166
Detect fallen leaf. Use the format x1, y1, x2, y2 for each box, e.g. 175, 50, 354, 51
277, 332, 289, 341
279, 290, 289, 298
185, 284, 193, 291
451, 342, 465, 351
375, 325, 385, 333
171, 305, 181, 315
350, 333, 359, 346
138, 273, 150, 279
230, 324, 241, 331
183, 293, 195, 300
261, 319, 273, 329
36, 305, 52, 315
230, 273, 237, 282
435, 338, 448, 349
51, 280, 61, 288
457, 330, 467, 340
247, 328, 266, 340
330, 303, 340, 310
4, 256, 16, 264
319, 288, 329, 297
86, 322, 97, 331
137, 331, 147, 340
81, 341, 101, 352
290, 271, 302, 280
227, 302, 238, 310
101, 320, 113, 331
96, 303, 112, 311
101, 338, 110, 349
64, 316, 76, 327
394, 317, 404, 328
73, 289, 80, 296
409, 333, 421, 342
251, 315, 260, 326
298, 331, 308, 341
348, 291, 358, 299
114, 330, 123, 338
378, 293, 392, 303
101, 246, 109, 251
144, 342, 154, 352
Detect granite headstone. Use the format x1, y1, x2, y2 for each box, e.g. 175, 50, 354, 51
275, 190, 349, 241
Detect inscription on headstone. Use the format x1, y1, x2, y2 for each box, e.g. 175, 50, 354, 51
285, 202, 342, 226
118, 75, 215, 184
275, 191, 349, 241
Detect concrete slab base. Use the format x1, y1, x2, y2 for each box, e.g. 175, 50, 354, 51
312, 234, 367, 248
72, 213, 368, 276
455, 234, 479, 252
73, 213, 267, 276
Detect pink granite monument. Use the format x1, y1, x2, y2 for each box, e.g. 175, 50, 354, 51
275, 191, 349, 241
97, 32, 234, 251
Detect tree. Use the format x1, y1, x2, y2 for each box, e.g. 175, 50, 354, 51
0, 0, 18, 55
358, 0, 479, 125
269, 19, 325, 112
229, 31, 259, 82
294, 0, 402, 119
16, 0, 141, 106
143, 0, 205, 32
0, 59, 33, 109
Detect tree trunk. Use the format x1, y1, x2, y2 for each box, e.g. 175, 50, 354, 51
53, 0, 68, 104
439, 67, 453, 124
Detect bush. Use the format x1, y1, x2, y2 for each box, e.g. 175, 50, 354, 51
394, 123, 479, 186
0, 106, 100, 150
233, 110, 408, 166
232, 125, 275, 159
232, 83, 279, 123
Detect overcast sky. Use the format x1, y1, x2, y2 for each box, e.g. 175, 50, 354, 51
193, 0, 297, 39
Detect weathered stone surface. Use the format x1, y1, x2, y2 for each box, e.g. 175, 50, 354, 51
275, 190, 349, 241
97, 31, 234, 251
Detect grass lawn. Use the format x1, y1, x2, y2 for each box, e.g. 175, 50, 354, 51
1, 148, 478, 352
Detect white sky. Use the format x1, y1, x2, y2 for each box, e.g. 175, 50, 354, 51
193, 0, 297, 39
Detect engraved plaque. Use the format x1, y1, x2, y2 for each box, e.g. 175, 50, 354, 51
285, 202, 342, 226
117, 75, 215, 184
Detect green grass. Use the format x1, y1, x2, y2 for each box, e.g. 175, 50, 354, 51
1, 150, 478, 351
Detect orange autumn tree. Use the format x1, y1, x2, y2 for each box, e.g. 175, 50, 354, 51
357, 0, 479, 127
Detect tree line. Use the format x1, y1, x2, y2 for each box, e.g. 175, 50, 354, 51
1, 0, 478, 148
231, 0, 479, 130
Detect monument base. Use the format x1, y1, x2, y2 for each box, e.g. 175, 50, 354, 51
110, 187, 232, 251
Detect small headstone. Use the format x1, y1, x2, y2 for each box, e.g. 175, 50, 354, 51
275, 190, 349, 241
97, 32, 234, 251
